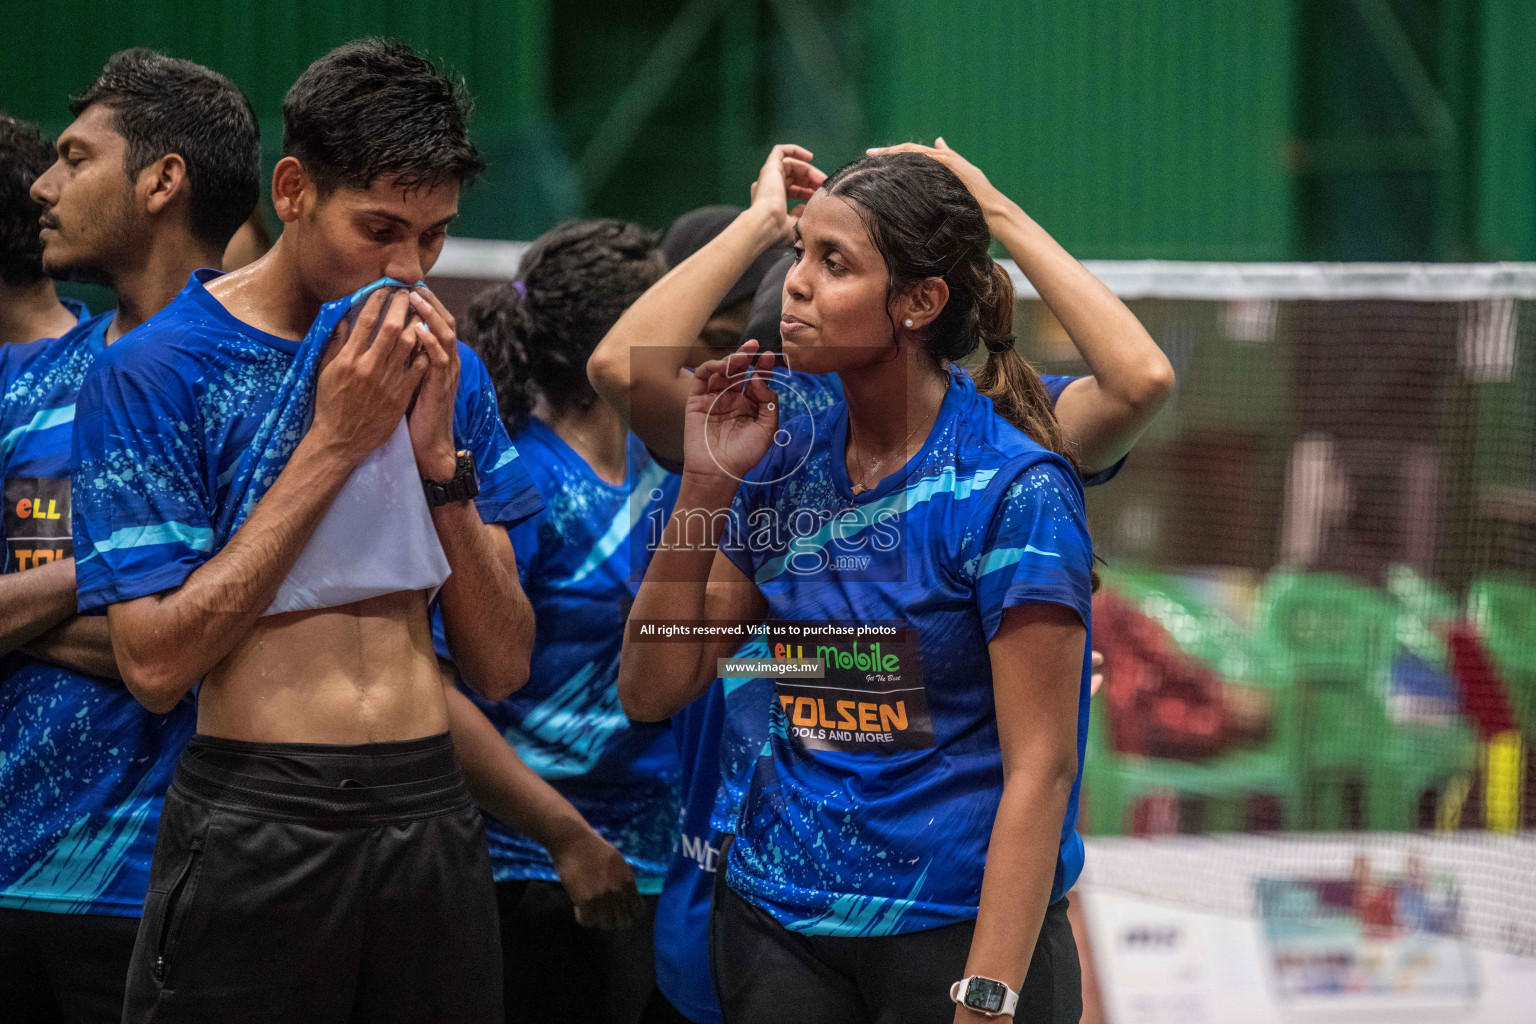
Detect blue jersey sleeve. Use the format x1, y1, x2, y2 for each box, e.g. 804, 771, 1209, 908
1038, 372, 1127, 487
969, 457, 1094, 641
1040, 373, 1075, 405
72, 354, 213, 612
453, 343, 544, 529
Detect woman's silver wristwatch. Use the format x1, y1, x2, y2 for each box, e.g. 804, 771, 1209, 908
949, 975, 1019, 1017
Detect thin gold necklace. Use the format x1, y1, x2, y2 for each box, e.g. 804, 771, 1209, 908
848, 376, 949, 496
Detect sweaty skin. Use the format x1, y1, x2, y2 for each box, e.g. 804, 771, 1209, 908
197, 591, 447, 743
164, 270, 451, 745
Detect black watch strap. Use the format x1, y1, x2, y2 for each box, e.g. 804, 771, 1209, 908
423, 449, 479, 506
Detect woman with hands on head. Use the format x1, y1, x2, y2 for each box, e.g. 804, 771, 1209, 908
589, 138, 1174, 479
616, 146, 1098, 1024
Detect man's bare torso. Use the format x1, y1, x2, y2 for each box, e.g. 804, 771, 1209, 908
196, 589, 449, 744
190, 273, 451, 745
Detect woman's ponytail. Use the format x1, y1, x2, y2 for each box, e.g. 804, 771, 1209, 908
969, 260, 1076, 466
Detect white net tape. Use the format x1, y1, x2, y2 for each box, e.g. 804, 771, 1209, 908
435, 238, 1536, 301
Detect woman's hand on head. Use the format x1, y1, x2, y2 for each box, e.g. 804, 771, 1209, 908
749, 144, 827, 244
683, 339, 780, 485
866, 137, 1015, 222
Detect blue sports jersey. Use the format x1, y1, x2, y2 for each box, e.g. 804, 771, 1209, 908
654, 369, 1097, 1016
651, 365, 840, 1020
72, 269, 543, 613
442, 420, 682, 889
0, 311, 197, 916
719, 365, 1093, 936
704, 373, 1092, 838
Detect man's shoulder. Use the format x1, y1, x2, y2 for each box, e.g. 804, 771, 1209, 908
95, 297, 220, 380
5, 309, 108, 362
0, 317, 111, 441
455, 340, 485, 373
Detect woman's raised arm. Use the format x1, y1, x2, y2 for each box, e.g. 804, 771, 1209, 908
617, 343, 778, 720
587, 145, 824, 462
870, 139, 1176, 473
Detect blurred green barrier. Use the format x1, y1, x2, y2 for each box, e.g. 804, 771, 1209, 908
1084, 568, 1299, 835
1255, 571, 1475, 832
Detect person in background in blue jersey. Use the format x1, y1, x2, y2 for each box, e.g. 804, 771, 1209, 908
593, 140, 1172, 1023
0, 116, 80, 347
70, 41, 544, 1023
0, 55, 260, 1024
615, 144, 1129, 1024
452, 218, 682, 1023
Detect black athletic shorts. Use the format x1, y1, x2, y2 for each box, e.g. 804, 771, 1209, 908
0, 907, 139, 1024
495, 879, 659, 1024
714, 884, 1082, 1024
121, 732, 501, 1024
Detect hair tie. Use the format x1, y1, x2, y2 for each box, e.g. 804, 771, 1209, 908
984, 333, 1016, 353
512, 280, 527, 297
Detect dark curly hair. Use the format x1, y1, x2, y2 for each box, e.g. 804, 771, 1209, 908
822, 152, 1072, 464
464, 219, 665, 434
0, 114, 53, 286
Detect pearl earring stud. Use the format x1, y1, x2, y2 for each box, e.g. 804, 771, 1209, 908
904, 318, 914, 327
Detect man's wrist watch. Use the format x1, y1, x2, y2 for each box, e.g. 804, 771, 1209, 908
950, 976, 1019, 1018
423, 449, 479, 506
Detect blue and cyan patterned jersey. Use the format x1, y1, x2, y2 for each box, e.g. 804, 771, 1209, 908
650, 365, 839, 1020
447, 420, 682, 889
72, 270, 542, 613
704, 373, 1093, 839
654, 370, 1093, 1014
0, 310, 196, 916
718, 366, 1094, 936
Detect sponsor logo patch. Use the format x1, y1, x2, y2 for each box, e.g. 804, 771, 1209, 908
5, 477, 71, 572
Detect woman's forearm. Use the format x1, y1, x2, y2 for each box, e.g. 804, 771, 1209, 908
443, 680, 591, 847
990, 203, 1172, 407
588, 207, 783, 460
988, 204, 1174, 472
616, 473, 740, 721
957, 769, 1076, 1019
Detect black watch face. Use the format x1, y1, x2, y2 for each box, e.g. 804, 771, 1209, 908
966, 978, 1007, 1013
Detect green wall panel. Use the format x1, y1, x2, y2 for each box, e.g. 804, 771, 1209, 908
862, 0, 1298, 260
1472, 0, 1536, 259
2, 1, 1529, 259
0, 0, 573, 238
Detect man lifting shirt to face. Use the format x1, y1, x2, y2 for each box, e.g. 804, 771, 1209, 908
70, 40, 543, 1024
